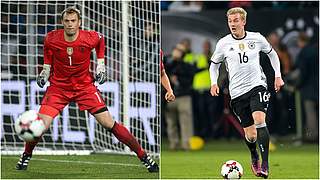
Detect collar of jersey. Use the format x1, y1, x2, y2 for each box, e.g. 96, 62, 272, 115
231, 31, 247, 40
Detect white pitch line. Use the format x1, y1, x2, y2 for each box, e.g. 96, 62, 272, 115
3, 156, 141, 167
32, 158, 142, 167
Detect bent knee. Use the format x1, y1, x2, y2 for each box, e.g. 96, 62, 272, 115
252, 111, 266, 123
245, 128, 257, 142
93, 111, 115, 130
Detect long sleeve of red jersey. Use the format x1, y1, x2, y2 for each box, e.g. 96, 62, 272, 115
95, 33, 105, 60
43, 35, 53, 65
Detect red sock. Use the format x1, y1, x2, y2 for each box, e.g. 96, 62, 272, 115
24, 140, 40, 155
111, 122, 146, 159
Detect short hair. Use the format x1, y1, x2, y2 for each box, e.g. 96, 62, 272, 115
227, 7, 247, 21
61, 6, 81, 20
298, 32, 310, 43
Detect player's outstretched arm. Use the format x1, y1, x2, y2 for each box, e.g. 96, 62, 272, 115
267, 49, 285, 92
274, 77, 284, 92
94, 32, 107, 85
209, 61, 221, 96
260, 33, 284, 92
37, 35, 52, 88
161, 69, 175, 102
36, 65, 50, 88
95, 58, 107, 84
210, 84, 220, 96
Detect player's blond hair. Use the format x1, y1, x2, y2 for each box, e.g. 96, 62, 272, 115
227, 7, 247, 21
61, 6, 81, 20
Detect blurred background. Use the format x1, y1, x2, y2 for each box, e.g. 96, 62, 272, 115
161, 1, 319, 150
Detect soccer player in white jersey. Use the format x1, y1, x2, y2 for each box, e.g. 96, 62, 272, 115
209, 7, 284, 178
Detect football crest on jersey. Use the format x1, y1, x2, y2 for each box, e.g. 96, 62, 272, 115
238, 43, 245, 51
67, 47, 73, 55
248, 41, 255, 49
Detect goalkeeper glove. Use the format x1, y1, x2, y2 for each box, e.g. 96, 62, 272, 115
95, 59, 107, 84
36, 64, 50, 88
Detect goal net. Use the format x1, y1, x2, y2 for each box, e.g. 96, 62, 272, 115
1, 1, 160, 157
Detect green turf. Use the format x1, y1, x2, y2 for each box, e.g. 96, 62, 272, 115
161, 139, 319, 179
1, 154, 159, 179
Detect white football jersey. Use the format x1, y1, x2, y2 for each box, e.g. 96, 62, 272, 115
211, 31, 272, 99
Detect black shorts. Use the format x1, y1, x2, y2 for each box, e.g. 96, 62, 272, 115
230, 85, 270, 128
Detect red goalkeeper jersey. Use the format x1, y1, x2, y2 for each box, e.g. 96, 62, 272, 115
43, 29, 105, 90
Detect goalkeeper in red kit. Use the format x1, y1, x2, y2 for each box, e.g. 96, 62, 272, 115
16, 6, 159, 173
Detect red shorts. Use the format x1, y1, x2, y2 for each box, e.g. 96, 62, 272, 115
39, 85, 107, 118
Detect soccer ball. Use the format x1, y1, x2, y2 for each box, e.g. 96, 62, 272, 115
14, 110, 46, 142
221, 160, 243, 179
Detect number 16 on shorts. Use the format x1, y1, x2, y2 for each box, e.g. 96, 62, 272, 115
258, 91, 270, 103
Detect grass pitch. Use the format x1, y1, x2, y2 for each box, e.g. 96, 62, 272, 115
161, 139, 319, 179
1, 153, 159, 179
